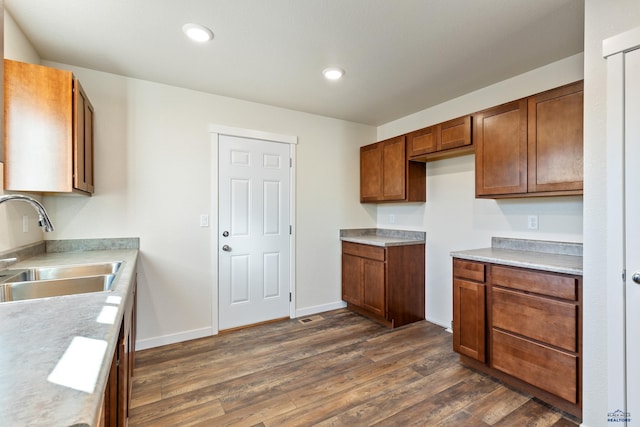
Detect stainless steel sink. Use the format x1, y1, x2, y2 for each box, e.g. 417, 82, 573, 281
0, 261, 123, 303
0, 261, 122, 283
0, 274, 116, 302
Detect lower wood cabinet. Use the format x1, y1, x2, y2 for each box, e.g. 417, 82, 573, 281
452, 259, 582, 418
452, 259, 486, 362
100, 278, 137, 427
342, 241, 425, 327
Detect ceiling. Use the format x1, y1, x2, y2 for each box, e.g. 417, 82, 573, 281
5, 0, 584, 126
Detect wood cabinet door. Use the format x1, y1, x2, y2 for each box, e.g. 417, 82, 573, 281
73, 79, 95, 194
381, 136, 406, 200
528, 81, 583, 193
362, 259, 385, 317
453, 278, 486, 362
474, 99, 528, 197
4, 59, 74, 192
360, 143, 382, 202
342, 253, 362, 306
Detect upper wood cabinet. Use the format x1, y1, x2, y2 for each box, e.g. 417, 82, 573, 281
527, 82, 583, 194
474, 99, 528, 196
408, 115, 473, 161
4, 59, 95, 195
475, 81, 583, 198
360, 135, 426, 203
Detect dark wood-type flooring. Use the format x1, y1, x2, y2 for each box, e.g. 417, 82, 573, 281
129, 309, 580, 426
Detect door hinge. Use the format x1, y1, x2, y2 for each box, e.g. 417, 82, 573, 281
290, 158, 293, 168
623, 269, 627, 282
289, 292, 292, 302
289, 225, 292, 235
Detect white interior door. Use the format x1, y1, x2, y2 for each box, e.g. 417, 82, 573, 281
625, 46, 640, 425
218, 134, 291, 330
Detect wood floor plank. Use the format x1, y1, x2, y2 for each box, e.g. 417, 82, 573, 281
437, 384, 530, 426
129, 309, 580, 427
314, 364, 474, 427
492, 399, 564, 426
265, 367, 425, 427
371, 374, 502, 426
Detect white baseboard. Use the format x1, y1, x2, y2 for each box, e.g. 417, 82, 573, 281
295, 300, 347, 318
136, 301, 352, 349
135, 326, 214, 351
426, 316, 451, 331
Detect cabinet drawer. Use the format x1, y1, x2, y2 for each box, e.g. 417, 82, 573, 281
453, 259, 485, 282
342, 241, 385, 262
491, 329, 578, 404
408, 126, 437, 157
491, 265, 578, 300
492, 288, 577, 352
439, 115, 471, 151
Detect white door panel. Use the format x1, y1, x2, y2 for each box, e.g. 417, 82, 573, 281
219, 134, 290, 330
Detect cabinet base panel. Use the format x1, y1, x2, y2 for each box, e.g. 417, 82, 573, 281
458, 355, 581, 420
346, 303, 393, 328
346, 303, 424, 328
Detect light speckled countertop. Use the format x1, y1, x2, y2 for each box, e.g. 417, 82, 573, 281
0, 247, 138, 427
450, 237, 583, 275
340, 228, 425, 247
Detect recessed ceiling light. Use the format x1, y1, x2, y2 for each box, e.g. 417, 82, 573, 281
182, 23, 214, 43
323, 67, 345, 80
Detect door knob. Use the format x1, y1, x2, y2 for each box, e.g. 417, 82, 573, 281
222, 231, 229, 237
222, 245, 232, 252
633, 272, 640, 284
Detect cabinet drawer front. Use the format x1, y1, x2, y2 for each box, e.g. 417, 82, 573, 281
439, 116, 471, 151
492, 288, 577, 352
342, 242, 385, 261
409, 127, 437, 156
491, 329, 578, 404
453, 259, 485, 282
491, 265, 578, 300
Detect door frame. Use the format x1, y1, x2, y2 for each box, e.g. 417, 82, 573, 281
604, 26, 640, 425
209, 124, 297, 334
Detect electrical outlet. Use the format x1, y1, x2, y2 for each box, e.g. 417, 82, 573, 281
527, 215, 539, 230
389, 214, 395, 224
199, 214, 209, 227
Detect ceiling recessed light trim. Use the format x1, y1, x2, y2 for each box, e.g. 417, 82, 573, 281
323, 67, 345, 80
182, 23, 214, 43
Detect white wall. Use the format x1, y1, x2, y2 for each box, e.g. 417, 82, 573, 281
583, 2, 640, 426
39, 63, 376, 347
376, 54, 584, 328
4, 11, 39, 64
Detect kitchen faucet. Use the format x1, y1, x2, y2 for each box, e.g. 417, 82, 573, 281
0, 194, 55, 232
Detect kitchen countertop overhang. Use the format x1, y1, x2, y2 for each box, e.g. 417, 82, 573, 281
340, 228, 426, 247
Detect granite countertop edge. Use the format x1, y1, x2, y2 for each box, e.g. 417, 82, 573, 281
450, 247, 583, 276
339, 228, 426, 247
0, 247, 139, 427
